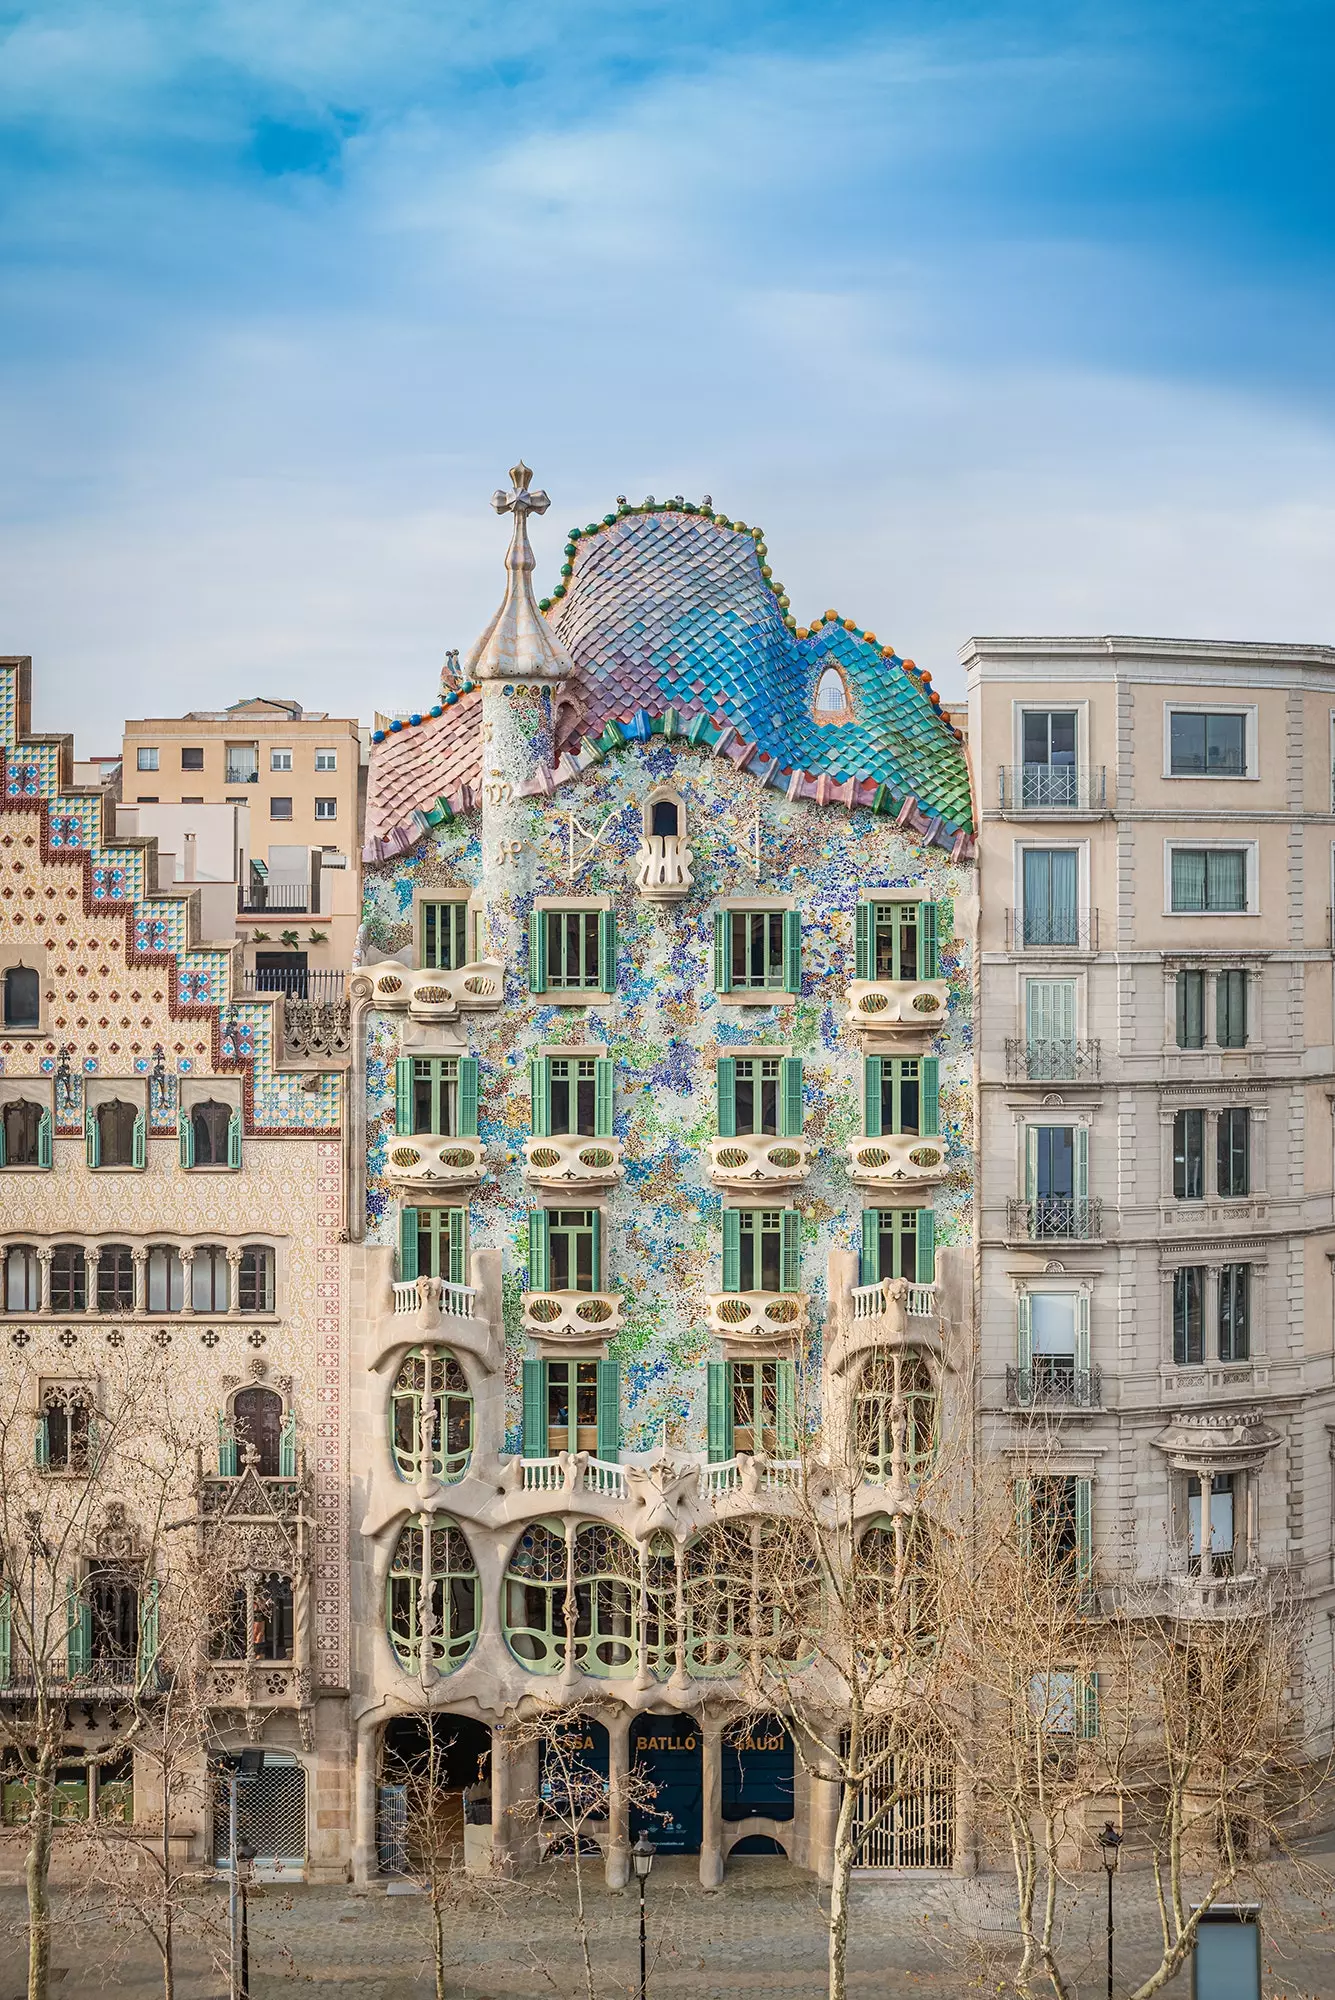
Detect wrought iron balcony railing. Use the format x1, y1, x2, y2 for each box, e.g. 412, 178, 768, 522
1004, 910, 1100, 952
1006, 1197, 1104, 1241
998, 765, 1107, 812
1006, 1364, 1102, 1410
1004, 1038, 1102, 1082
242, 967, 348, 1003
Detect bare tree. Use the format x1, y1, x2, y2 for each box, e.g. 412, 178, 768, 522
379, 1717, 504, 2000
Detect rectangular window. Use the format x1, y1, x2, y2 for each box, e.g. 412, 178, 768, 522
178, 746, 203, 771
269, 797, 293, 821
856, 901, 940, 982
1020, 710, 1078, 806
533, 908, 613, 994
1173, 1110, 1205, 1200
136, 747, 159, 772
1170, 848, 1248, 913
713, 909, 798, 993
729, 1359, 795, 1457
1029, 1292, 1078, 1394
737, 1209, 782, 1292
1169, 710, 1247, 777
1218, 1264, 1250, 1363
546, 1359, 601, 1455
1025, 979, 1077, 1077
549, 1057, 598, 1136
733, 1056, 780, 1135
410, 1057, 458, 1136
860, 1207, 936, 1285
400, 1206, 467, 1284
314, 748, 337, 771
1028, 1475, 1087, 1579
1176, 970, 1206, 1050
314, 798, 337, 821
136, 796, 159, 803
225, 745, 258, 784
862, 1055, 939, 1137
270, 748, 292, 772
1217, 1107, 1250, 1197
1216, 969, 1248, 1049
549, 1209, 598, 1292
1022, 849, 1079, 947
1173, 1266, 1205, 1365
1188, 1474, 1235, 1574
422, 900, 471, 971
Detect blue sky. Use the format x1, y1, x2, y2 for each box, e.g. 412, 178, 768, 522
1, 0, 1332, 743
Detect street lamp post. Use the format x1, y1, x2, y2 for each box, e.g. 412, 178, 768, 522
631, 1834, 656, 2000
1097, 1821, 1122, 1999
227, 1750, 265, 2000
236, 1842, 256, 1999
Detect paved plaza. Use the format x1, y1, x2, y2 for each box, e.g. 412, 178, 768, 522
1, 1856, 1331, 1999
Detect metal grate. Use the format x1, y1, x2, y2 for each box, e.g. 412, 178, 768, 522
852, 1730, 954, 1868
213, 1764, 307, 1867
377, 1783, 408, 1875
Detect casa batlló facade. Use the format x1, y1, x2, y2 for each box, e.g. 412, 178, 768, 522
345, 470, 977, 1885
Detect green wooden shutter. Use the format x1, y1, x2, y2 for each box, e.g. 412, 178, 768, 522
137, 1580, 160, 1686
860, 1210, 880, 1286
919, 1058, 940, 1137
1078, 1672, 1100, 1741
597, 908, 617, 993
0, 1591, 10, 1689
528, 908, 547, 993
447, 1207, 466, 1285
399, 1207, 419, 1282
395, 1058, 414, 1135
1015, 1478, 1033, 1560
132, 1111, 147, 1169
707, 1362, 733, 1463
596, 1359, 620, 1463
1016, 1293, 1033, 1372
35, 1413, 49, 1469
917, 902, 940, 980
782, 909, 802, 995
227, 1109, 242, 1170
36, 1109, 52, 1170
527, 1210, 550, 1293
716, 1058, 737, 1138
1074, 1126, 1089, 1203
1024, 1127, 1039, 1201
278, 1409, 297, 1478
589, 1207, 602, 1291
529, 1057, 551, 1138
522, 1359, 548, 1459
1074, 1293, 1091, 1375
85, 1109, 99, 1169
863, 1058, 882, 1138
1075, 1478, 1093, 1584
713, 911, 732, 993
218, 1411, 238, 1478
779, 1058, 804, 1139
178, 1111, 194, 1168
855, 901, 873, 981
67, 1581, 90, 1679
915, 1208, 937, 1284
774, 1362, 797, 1455
593, 1059, 614, 1139
779, 1210, 802, 1293
456, 1057, 480, 1139
0, 1119, 6, 1168
721, 1210, 741, 1292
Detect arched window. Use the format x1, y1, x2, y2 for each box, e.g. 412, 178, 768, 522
857, 1517, 937, 1659
572, 1525, 637, 1678
191, 1246, 230, 1313
683, 1520, 813, 1679
238, 1246, 275, 1314
2, 1099, 47, 1167
390, 1349, 473, 1484
231, 1387, 283, 1476
387, 1518, 478, 1673
50, 1245, 86, 1312
503, 1521, 568, 1673
5, 1244, 41, 1312
189, 1100, 234, 1168
855, 1349, 937, 1483
212, 1573, 294, 1661
650, 799, 679, 838
42, 1385, 91, 1473
643, 1532, 679, 1682
3, 966, 40, 1029
94, 1100, 140, 1169
96, 1245, 135, 1313
146, 1247, 184, 1314
813, 667, 852, 720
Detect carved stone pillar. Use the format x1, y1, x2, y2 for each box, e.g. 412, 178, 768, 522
699, 1715, 724, 1889
491, 1727, 538, 1876
226, 1247, 243, 1318
85, 1245, 100, 1314
604, 1709, 631, 1890
179, 1247, 195, 1315
131, 1246, 148, 1315
37, 1247, 52, 1314
351, 1714, 380, 1886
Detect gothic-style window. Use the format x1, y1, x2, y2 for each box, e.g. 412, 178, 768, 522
2, 1099, 46, 1166
387, 1519, 478, 1673
40, 1385, 92, 1473
95, 1101, 140, 1168
190, 1101, 234, 1167
87, 1562, 139, 1665
212, 1573, 295, 1661
231, 1387, 283, 1476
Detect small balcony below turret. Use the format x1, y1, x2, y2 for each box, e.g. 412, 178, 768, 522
635, 834, 694, 901
523, 1135, 623, 1191
365, 961, 505, 1018
707, 1135, 812, 1192
522, 1290, 624, 1343
846, 1134, 946, 1192
383, 1136, 487, 1192
705, 1291, 809, 1346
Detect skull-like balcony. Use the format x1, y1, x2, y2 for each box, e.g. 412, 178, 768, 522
706, 1135, 812, 1192
704, 1291, 809, 1346
523, 1135, 624, 1192
522, 1290, 624, 1344
846, 978, 949, 1038
383, 1136, 487, 1192
635, 835, 694, 902
846, 1134, 947, 1192
365, 961, 505, 1019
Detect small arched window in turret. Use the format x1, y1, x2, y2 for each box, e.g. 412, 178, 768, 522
813, 666, 852, 722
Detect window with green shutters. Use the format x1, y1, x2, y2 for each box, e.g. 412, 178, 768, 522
855, 901, 942, 981
530, 1056, 614, 1137
1216, 969, 1248, 1049
862, 1057, 939, 1138
395, 1056, 478, 1138
529, 907, 616, 993
520, 1355, 619, 1461
860, 1208, 936, 1284
1028, 1669, 1100, 1741
722, 1208, 801, 1293
390, 1348, 473, 1482
398, 1206, 467, 1283
1018, 1475, 1093, 1586
716, 1056, 803, 1137
86, 1100, 146, 1170
387, 1517, 479, 1673
706, 1359, 796, 1460
713, 909, 802, 993
527, 1208, 601, 1293
420, 900, 472, 970
0, 1099, 52, 1169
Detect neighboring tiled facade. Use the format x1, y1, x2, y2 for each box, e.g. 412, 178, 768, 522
967, 636, 1335, 1747
344, 474, 976, 1883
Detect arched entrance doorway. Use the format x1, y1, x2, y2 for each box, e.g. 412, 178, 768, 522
377, 1713, 492, 1876
538, 1712, 610, 1857
630, 1714, 701, 1854
723, 1714, 793, 1855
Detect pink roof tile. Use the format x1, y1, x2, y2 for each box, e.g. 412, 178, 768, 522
361, 693, 482, 862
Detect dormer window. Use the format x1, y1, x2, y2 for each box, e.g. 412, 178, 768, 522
813, 667, 852, 721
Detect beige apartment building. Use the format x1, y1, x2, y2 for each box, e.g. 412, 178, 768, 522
967, 636, 1335, 1743
121, 697, 363, 992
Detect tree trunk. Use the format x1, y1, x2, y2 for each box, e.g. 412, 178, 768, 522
25, 1758, 56, 2000
827, 1775, 861, 2000
433, 1895, 447, 2000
